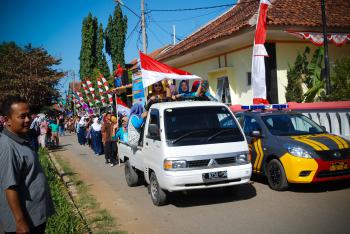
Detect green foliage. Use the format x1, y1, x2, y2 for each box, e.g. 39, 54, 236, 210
105, 4, 128, 71
97, 23, 110, 78
285, 47, 310, 102
303, 47, 325, 102
79, 13, 98, 81
321, 57, 350, 101
0, 42, 65, 112
38, 149, 88, 233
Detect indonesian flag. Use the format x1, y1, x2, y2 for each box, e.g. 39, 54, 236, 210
251, 0, 270, 104
139, 52, 200, 88
116, 97, 130, 116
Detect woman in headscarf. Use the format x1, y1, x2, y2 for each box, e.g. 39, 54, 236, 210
128, 103, 148, 147
91, 117, 103, 155
77, 116, 87, 145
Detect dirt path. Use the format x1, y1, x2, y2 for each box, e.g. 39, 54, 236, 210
52, 134, 160, 233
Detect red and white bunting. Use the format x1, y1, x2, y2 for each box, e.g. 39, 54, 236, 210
251, 0, 270, 105
287, 31, 350, 47
97, 78, 107, 106
86, 79, 95, 98
101, 77, 110, 91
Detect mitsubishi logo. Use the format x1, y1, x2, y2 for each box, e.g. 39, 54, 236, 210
208, 159, 218, 166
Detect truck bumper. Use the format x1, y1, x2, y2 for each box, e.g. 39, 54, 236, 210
161, 164, 252, 192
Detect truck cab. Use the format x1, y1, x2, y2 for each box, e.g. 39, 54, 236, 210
118, 101, 252, 206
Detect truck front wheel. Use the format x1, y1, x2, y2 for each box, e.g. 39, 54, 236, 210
150, 172, 167, 206
125, 160, 139, 187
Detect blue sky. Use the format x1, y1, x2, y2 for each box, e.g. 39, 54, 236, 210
0, 0, 236, 95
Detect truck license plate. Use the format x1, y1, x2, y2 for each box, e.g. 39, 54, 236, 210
202, 171, 227, 180
330, 162, 348, 171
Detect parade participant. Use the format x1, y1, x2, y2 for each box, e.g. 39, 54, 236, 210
58, 115, 65, 136
128, 103, 147, 147
147, 81, 171, 101
102, 113, 114, 165
77, 116, 86, 145
0, 96, 55, 234
91, 117, 103, 155
49, 117, 59, 147
113, 116, 128, 143
39, 116, 49, 148
0, 115, 5, 131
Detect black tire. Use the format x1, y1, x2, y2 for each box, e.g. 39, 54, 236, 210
149, 172, 167, 206
125, 160, 139, 187
266, 159, 289, 191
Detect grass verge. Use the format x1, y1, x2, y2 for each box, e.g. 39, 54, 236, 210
38, 148, 88, 233
52, 153, 123, 234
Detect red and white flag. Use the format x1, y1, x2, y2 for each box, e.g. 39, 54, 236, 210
116, 97, 130, 116
251, 0, 270, 104
139, 52, 200, 87
101, 76, 110, 91
86, 79, 95, 98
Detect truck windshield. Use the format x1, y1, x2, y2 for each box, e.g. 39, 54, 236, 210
164, 106, 244, 146
261, 114, 325, 136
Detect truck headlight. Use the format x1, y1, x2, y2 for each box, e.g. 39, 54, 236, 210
237, 154, 250, 163
164, 160, 187, 170
284, 144, 313, 159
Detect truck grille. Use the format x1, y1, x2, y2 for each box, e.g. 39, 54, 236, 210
187, 157, 236, 168
316, 148, 350, 161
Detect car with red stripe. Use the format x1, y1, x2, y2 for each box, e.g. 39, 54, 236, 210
235, 109, 350, 191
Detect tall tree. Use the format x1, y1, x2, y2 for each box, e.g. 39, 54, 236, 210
96, 23, 110, 78
79, 13, 98, 81
0, 42, 65, 112
105, 4, 128, 71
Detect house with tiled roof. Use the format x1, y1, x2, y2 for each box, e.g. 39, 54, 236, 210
158, 0, 350, 104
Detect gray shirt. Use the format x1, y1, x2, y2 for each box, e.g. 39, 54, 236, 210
0, 128, 55, 232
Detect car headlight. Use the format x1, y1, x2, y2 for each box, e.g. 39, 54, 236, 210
284, 144, 313, 159
237, 153, 250, 163
164, 159, 187, 170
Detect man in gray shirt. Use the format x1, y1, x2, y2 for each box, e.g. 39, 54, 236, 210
0, 96, 55, 234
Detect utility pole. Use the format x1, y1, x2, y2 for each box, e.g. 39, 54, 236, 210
321, 0, 331, 94
141, 0, 147, 53
173, 25, 176, 45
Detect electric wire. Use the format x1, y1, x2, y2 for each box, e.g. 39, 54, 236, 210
147, 3, 235, 12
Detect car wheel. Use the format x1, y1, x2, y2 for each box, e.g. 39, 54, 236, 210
266, 159, 289, 191
125, 160, 139, 187
150, 172, 167, 206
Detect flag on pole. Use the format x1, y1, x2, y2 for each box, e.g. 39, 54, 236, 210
116, 97, 130, 116
139, 52, 200, 88
251, 0, 270, 104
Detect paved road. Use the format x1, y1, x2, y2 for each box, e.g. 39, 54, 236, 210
53, 134, 350, 234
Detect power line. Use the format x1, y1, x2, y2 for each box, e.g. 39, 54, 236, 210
147, 3, 235, 12
117, 2, 140, 18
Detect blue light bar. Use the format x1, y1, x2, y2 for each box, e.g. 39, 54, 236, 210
241, 104, 288, 110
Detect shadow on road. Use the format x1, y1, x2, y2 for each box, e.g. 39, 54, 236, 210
251, 174, 350, 193
168, 183, 256, 207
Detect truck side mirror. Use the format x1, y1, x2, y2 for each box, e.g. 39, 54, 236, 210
251, 130, 261, 138
148, 124, 160, 138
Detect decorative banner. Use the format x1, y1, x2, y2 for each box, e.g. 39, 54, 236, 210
108, 93, 114, 105
86, 79, 95, 98
132, 73, 146, 106
251, 0, 270, 105
101, 77, 110, 91
81, 82, 94, 107
97, 77, 107, 107
286, 31, 350, 47
139, 52, 200, 88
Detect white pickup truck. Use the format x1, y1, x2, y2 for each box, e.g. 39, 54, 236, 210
118, 101, 252, 206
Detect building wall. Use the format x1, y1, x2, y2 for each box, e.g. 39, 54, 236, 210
178, 42, 350, 105
276, 42, 350, 104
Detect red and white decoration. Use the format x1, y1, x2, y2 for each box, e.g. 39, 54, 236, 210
139, 52, 200, 88
251, 0, 270, 105
101, 76, 110, 91
86, 79, 95, 98
287, 31, 350, 47
116, 97, 130, 116
81, 82, 94, 106
97, 78, 107, 106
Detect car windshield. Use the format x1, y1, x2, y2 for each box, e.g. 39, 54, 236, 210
261, 114, 325, 136
164, 106, 244, 146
